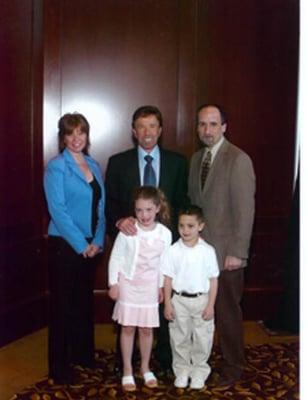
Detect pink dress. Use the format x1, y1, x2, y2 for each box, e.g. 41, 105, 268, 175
112, 227, 166, 328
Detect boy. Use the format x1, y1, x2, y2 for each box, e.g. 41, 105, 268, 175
162, 205, 219, 390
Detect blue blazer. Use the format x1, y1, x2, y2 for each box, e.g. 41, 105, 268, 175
44, 148, 106, 254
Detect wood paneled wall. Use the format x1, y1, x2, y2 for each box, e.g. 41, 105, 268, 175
1, 0, 298, 344
0, 0, 45, 346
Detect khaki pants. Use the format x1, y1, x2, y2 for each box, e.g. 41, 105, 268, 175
169, 293, 214, 381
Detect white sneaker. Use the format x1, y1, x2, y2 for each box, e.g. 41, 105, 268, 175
190, 377, 204, 389
174, 375, 189, 388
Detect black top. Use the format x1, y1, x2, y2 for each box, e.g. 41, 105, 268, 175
89, 176, 101, 236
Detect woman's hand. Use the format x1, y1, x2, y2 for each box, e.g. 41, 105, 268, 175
108, 284, 119, 301
83, 244, 100, 258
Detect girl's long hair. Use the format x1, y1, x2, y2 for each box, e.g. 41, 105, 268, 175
132, 186, 171, 228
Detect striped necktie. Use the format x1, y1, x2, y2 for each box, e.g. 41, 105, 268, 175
144, 155, 156, 186
200, 150, 212, 189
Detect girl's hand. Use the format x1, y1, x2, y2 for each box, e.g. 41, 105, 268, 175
108, 284, 119, 301
164, 303, 175, 321
159, 288, 164, 303
202, 304, 214, 320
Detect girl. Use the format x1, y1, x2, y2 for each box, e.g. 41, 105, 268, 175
108, 186, 172, 392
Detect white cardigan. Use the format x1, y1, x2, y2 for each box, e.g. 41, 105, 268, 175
108, 222, 172, 287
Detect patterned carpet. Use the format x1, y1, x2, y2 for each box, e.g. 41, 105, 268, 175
13, 342, 299, 399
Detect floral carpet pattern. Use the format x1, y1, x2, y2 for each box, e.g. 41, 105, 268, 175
12, 342, 299, 400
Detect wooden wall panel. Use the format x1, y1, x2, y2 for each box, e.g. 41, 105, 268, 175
176, 0, 198, 155
0, 0, 45, 345
45, 0, 193, 169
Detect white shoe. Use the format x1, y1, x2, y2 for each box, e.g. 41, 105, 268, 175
190, 377, 204, 389
174, 375, 189, 388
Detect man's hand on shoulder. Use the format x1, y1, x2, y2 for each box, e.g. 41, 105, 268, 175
116, 217, 137, 236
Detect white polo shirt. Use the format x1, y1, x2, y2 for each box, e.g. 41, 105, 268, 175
162, 238, 219, 293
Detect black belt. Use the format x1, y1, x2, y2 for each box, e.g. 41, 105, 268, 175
173, 290, 204, 298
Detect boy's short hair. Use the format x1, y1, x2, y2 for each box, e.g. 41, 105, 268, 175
178, 205, 204, 223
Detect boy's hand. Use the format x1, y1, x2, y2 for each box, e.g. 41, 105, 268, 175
108, 284, 119, 301
164, 302, 175, 321
202, 304, 214, 320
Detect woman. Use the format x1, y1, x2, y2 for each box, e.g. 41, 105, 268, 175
44, 113, 105, 384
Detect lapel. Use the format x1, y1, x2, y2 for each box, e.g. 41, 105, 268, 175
128, 148, 141, 187
85, 155, 103, 187
201, 139, 230, 195
159, 148, 169, 189
63, 148, 105, 188
63, 148, 88, 183
194, 148, 205, 198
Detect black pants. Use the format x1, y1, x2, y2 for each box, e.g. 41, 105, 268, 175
154, 303, 172, 370
48, 237, 96, 382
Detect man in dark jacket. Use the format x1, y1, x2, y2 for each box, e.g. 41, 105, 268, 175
105, 105, 189, 376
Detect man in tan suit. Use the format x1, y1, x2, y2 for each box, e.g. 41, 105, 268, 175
188, 104, 256, 386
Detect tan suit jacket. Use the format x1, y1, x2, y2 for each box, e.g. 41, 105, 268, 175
188, 139, 255, 270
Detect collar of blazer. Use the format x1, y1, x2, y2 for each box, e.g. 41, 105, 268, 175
62, 148, 99, 183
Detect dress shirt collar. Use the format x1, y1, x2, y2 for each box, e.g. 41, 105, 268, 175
202, 136, 224, 163
138, 145, 160, 160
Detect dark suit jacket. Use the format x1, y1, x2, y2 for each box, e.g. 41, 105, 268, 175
188, 139, 256, 270
105, 147, 189, 238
